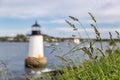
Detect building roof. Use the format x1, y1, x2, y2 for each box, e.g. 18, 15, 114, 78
32, 21, 41, 27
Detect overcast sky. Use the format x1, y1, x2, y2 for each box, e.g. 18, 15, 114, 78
0, 0, 120, 39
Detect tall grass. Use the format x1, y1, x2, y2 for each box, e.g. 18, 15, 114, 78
0, 60, 15, 80
35, 13, 120, 80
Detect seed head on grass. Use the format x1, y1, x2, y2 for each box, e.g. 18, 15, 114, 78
109, 32, 112, 40
97, 48, 106, 57
88, 12, 96, 23
109, 32, 116, 46
90, 24, 99, 36
69, 15, 90, 39
69, 16, 79, 21
55, 55, 67, 62
90, 42, 94, 53
81, 47, 93, 60
72, 35, 76, 38
90, 24, 101, 40
115, 31, 120, 39
65, 20, 78, 31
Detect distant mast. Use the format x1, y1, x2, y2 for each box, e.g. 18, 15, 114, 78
25, 21, 47, 68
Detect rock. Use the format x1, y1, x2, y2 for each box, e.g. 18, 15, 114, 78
25, 57, 47, 68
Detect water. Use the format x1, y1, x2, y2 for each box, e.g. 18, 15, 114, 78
0, 42, 109, 79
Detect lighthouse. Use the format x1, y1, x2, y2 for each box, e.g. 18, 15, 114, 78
25, 21, 47, 68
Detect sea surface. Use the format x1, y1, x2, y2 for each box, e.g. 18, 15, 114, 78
0, 42, 109, 79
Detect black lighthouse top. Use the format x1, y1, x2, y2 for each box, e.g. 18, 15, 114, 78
31, 21, 41, 35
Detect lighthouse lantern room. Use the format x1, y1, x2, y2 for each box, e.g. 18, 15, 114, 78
25, 21, 47, 68
32, 21, 41, 35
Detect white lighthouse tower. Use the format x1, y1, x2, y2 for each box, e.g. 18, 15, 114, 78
25, 21, 47, 68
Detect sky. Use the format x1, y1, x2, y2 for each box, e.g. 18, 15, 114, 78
0, 0, 120, 39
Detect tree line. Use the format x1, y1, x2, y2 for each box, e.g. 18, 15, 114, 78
0, 34, 72, 42
0, 34, 28, 42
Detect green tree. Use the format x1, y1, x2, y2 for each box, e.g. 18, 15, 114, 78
14, 34, 28, 42
0, 37, 8, 41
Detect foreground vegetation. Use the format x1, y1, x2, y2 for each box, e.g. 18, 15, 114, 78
35, 13, 120, 80
51, 48, 120, 80
39, 42, 120, 80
